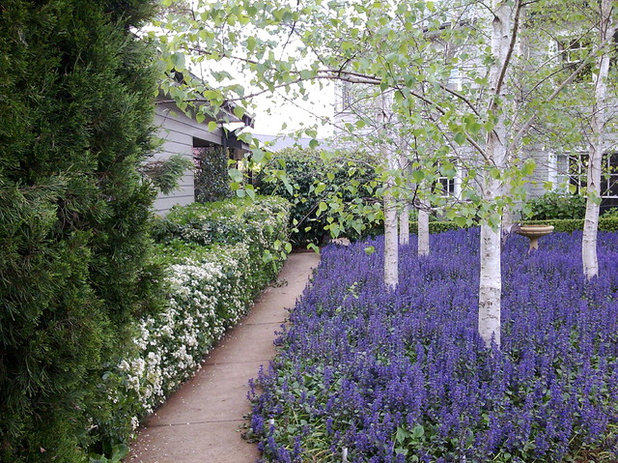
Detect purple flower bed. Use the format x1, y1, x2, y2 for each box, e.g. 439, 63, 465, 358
249, 229, 618, 462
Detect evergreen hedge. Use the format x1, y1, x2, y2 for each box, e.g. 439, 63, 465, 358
524, 217, 618, 233
404, 217, 618, 235
0, 1, 159, 461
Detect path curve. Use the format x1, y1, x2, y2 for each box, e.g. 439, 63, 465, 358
128, 251, 320, 463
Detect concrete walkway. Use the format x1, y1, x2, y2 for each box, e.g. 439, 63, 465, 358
127, 251, 320, 463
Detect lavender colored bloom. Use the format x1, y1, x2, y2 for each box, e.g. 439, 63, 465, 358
251, 229, 618, 462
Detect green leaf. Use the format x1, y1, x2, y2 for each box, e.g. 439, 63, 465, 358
412, 170, 424, 183
342, 40, 355, 51
251, 148, 265, 163
233, 105, 245, 119
307, 243, 320, 254
314, 182, 327, 194
208, 121, 218, 131
110, 444, 129, 462
228, 168, 243, 182
364, 246, 376, 255
395, 426, 408, 443
454, 132, 466, 145
521, 159, 536, 176
171, 52, 185, 70
247, 36, 256, 51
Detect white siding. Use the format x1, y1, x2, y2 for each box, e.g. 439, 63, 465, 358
151, 103, 224, 215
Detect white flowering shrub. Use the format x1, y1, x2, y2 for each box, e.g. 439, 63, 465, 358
98, 197, 290, 442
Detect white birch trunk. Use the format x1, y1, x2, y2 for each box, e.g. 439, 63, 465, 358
384, 190, 399, 288
479, 221, 502, 347
582, 0, 615, 280
399, 150, 410, 245
399, 201, 410, 245
478, 1, 513, 348
417, 201, 430, 256
380, 91, 398, 288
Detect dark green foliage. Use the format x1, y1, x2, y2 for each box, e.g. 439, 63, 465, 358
154, 196, 291, 287
194, 145, 232, 202
523, 192, 587, 220
525, 217, 618, 233
406, 218, 618, 234
0, 1, 158, 461
254, 148, 379, 246
601, 207, 618, 218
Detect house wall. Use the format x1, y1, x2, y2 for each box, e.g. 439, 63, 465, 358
152, 102, 224, 215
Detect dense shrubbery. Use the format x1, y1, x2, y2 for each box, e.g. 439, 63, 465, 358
99, 196, 290, 447
522, 192, 587, 220
0, 1, 158, 461
255, 148, 380, 246
194, 146, 233, 202
401, 217, 618, 235
523, 217, 618, 233
0, 6, 289, 458
250, 229, 617, 462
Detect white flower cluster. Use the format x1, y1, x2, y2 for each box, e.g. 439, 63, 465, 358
113, 244, 263, 421
102, 197, 290, 438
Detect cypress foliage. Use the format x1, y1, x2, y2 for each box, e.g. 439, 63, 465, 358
0, 1, 158, 461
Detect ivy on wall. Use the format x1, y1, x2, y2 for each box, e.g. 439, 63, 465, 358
194, 146, 232, 203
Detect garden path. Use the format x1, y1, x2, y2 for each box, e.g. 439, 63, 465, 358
127, 250, 320, 463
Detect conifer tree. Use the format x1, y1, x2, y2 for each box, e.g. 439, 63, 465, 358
0, 1, 158, 460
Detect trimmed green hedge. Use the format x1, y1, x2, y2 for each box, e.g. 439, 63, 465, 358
404, 217, 618, 235
153, 196, 291, 284
99, 196, 291, 447
524, 217, 618, 233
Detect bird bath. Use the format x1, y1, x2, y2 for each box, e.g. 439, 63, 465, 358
516, 224, 554, 251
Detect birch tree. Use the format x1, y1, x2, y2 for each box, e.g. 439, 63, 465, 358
380, 91, 399, 288
521, 0, 617, 278
153, 0, 596, 347
417, 197, 431, 256
475, 1, 514, 348
582, 0, 616, 279
398, 147, 411, 246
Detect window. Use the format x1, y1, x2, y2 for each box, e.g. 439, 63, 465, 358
568, 152, 588, 194
603, 152, 618, 198
340, 82, 352, 112
438, 176, 456, 197
446, 67, 462, 91
557, 37, 592, 82
552, 153, 570, 192
568, 152, 618, 198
